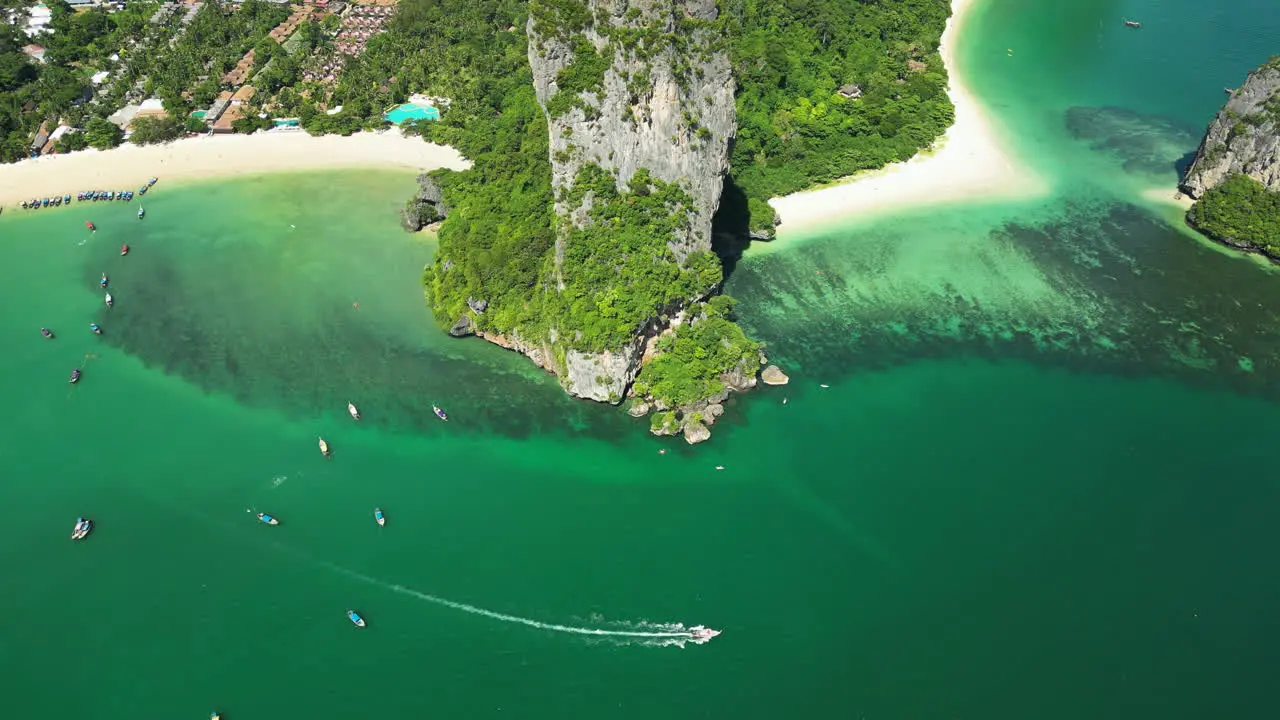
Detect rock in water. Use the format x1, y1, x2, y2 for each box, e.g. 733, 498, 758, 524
761, 364, 790, 386
401, 174, 450, 231
683, 420, 711, 444
1181, 58, 1280, 198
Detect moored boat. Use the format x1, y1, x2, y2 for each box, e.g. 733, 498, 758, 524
104, 292, 113, 308
211, 713, 221, 720
374, 507, 385, 527
40, 327, 53, 339
89, 322, 102, 334
257, 513, 279, 525
137, 206, 145, 219
432, 405, 447, 421
319, 437, 331, 457
85, 221, 95, 231
149, 177, 157, 185
348, 402, 360, 420
121, 244, 129, 256
347, 610, 366, 628
100, 273, 109, 289
71, 516, 93, 540
69, 368, 81, 384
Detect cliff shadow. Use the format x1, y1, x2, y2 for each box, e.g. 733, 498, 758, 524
710, 176, 753, 280
1174, 149, 1198, 179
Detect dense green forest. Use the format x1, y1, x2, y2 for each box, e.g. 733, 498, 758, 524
724, 0, 954, 232
0, 0, 295, 161
1186, 174, 1280, 257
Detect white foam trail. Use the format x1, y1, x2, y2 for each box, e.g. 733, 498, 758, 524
314, 559, 703, 641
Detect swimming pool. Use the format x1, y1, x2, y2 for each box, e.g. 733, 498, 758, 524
383, 103, 440, 124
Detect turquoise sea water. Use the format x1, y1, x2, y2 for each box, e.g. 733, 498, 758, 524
4, 1, 1280, 718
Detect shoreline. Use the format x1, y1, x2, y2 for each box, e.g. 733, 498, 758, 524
766, 0, 1047, 236
0, 130, 469, 209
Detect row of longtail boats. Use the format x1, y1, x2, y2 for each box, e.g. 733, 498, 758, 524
18, 178, 157, 210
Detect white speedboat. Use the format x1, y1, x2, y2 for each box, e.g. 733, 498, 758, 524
348, 402, 360, 420
688, 625, 721, 642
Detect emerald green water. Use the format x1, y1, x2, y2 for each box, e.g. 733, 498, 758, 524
4, 1, 1280, 718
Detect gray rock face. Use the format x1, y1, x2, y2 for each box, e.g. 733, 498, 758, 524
528, 0, 735, 262
401, 174, 450, 231
562, 344, 639, 403
761, 365, 789, 386
519, 0, 736, 403
683, 420, 710, 444
1182, 60, 1280, 198
448, 314, 475, 337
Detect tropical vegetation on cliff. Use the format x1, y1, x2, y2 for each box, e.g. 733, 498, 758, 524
1186, 174, 1280, 256
634, 296, 759, 410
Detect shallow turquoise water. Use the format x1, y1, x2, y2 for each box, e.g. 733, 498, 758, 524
3, 1, 1280, 718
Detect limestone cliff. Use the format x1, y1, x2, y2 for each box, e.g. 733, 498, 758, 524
1181, 57, 1280, 198
519, 0, 737, 402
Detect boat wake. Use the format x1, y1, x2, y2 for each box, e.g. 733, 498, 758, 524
313, 559, 719, 647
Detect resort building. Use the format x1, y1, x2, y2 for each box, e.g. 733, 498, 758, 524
107, 98, 167, 131
838, 84, 863, 100
23, 3, 51, 37
211, 85, 258, 133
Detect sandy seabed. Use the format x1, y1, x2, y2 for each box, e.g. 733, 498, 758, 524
767, 0, 1049, 236
0, 129, 469, 208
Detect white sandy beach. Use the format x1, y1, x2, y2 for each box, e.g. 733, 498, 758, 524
768, 0, 1047, 234
1140, 186, 1194, 210
0, 129, 469, 208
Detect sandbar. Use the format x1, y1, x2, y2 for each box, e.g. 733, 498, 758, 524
768, 0, 1047, 235
0, 129, 469, 208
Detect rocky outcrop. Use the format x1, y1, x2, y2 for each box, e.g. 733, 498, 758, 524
401, 174, 450, 231
1181, 58, 1280, 198
509, 0, 736, 403
761, 364, 789, 385
528, 0, 735, 262
683, 420, 710, 444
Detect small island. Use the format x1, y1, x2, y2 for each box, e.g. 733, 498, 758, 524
1180, 55, 1280, 259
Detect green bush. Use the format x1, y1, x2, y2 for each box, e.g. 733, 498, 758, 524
1187, 174, 1280, 256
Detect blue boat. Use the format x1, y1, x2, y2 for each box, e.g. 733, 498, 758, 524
89, 322, 101, 334
138, 206, 145, 219
139, 186, 148, 196
257, 513, 278, 526
148, 177, 157, 185
100, 273, 108, 289
374, 507, 385, 527
347, 610, 366, 628
63, 194, 70, 203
